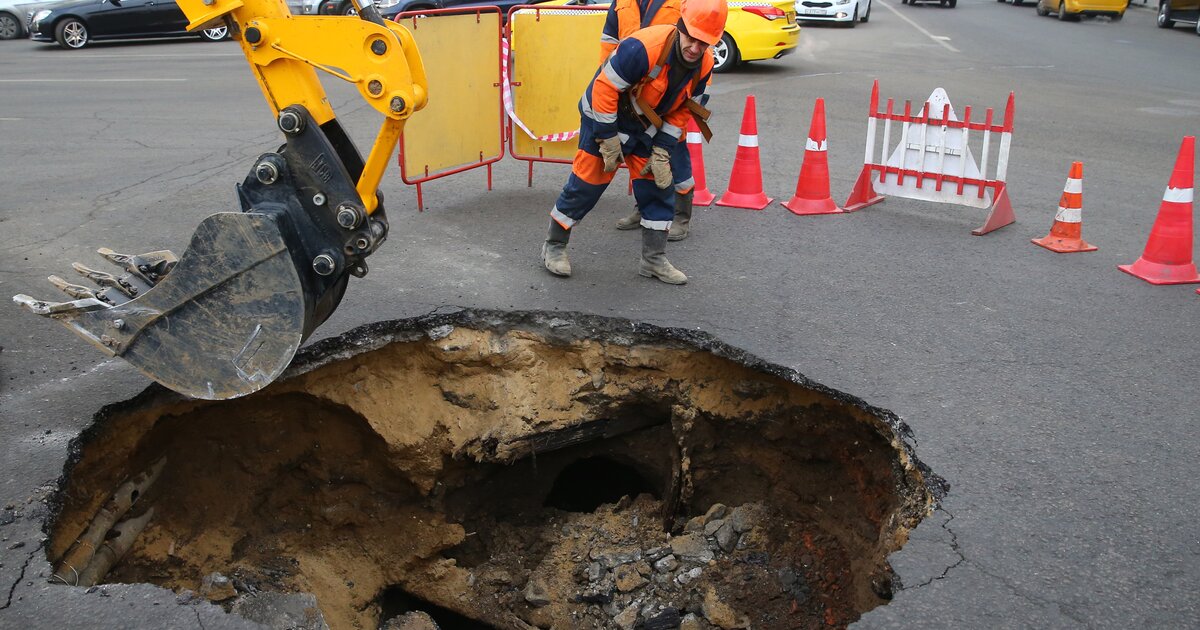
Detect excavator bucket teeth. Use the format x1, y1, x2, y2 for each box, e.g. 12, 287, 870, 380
14, 212, 308, 400
97, 248, 178, 285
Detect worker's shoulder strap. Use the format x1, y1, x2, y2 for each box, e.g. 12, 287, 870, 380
629, 29, 675, 130
647, 27, 675, 80
639, 0, 670, 28
631, 29, 713, 142
685, 98, 713, 142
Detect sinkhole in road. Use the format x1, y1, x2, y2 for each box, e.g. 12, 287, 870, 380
47, 310, 943, 630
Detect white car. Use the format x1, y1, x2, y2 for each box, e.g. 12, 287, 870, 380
794, 0, 872, 26
0, 0, 57, 39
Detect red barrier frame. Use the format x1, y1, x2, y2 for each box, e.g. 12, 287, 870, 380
393, 7, 505, 210
504, 4, 612, 187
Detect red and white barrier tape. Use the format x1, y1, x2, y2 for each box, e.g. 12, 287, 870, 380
501, 37, 579, 143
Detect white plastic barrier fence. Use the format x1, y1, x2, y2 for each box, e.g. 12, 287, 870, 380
844, 80, 1017, 235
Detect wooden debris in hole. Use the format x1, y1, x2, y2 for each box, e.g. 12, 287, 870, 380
52, 458, 165, 586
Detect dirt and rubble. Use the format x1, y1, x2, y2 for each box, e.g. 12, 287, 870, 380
43, 311, 943, 629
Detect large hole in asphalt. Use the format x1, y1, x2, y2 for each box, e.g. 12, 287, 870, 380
46, 310, 944, 630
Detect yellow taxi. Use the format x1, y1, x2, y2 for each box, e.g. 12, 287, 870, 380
713, 1, 800, 72
1033, 0, 1126, 20
557, 0, 801, 72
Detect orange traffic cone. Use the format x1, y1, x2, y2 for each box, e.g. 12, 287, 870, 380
716, 95, 773, 210
686, 118, 715, 206
1032, 161, 1096, 253
782, 98, 843, 216
1119, 136, 1199, 285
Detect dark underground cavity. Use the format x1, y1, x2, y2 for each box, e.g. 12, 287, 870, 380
46, 310, 943, 630
544, 456, 659, 513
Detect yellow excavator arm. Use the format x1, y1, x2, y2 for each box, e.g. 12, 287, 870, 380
179, 0, 428, 212
13, 1, 428, 400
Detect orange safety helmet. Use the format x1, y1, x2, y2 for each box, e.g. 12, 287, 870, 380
679, 0, 728, 46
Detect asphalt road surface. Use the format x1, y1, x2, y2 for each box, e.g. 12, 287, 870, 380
2, 1, 1199, 628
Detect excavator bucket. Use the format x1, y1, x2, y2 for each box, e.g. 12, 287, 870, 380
16, 213, 309, 400
16, 106, 383, 400
14, 0, 427, 399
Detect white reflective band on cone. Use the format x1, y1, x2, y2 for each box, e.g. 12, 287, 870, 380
738, 134, 759, 147
1164, 187, 1194, 203
1054, 206, 1082, 223
686, 132, 703, 144
805, 138, 827, 152
1063, 178, 1082, 194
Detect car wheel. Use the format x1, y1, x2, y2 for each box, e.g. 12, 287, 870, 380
199, 26, 229, 41
1157, 1, 1174, 27
1057, 0, 1078, 19
55, 18, 88, 50
847, 6, 858, 26
0, 11, 21, 40
342, 1, 358, 15
1037, 1, 1050, 14
862, 0, 871, 21
949, 0, 957, 6
712, 34, 738, 74
1196, 17, 1200, 34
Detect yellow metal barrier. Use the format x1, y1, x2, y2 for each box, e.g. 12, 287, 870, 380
395, 8, 503, 209
507, 6, 606, 165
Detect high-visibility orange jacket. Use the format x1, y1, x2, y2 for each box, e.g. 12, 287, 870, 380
599, 0, 682, 63
582, 24, 712, 153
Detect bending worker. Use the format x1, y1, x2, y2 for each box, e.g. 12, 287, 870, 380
541, 0, 726, 285
599, 0, 700, 242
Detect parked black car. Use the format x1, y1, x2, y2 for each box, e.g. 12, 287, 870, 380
29, 0, 230, 49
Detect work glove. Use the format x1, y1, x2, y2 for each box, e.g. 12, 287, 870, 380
640, 146, 672, 189
597, 136, 623, 172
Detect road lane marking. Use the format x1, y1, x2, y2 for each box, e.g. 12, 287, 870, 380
879, 2, 960, 53
0, 79, 188, 83
39, 53, 244, 59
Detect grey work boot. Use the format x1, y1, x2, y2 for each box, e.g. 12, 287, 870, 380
542, 219, 572, 277
668, 191, 694, 241
615, 209, 642, 230
638, 227, 687, 284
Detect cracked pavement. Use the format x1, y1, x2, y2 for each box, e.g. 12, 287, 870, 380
2, 5, 1200, 629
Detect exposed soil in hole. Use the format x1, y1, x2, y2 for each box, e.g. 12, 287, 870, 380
46, 310, 944, 630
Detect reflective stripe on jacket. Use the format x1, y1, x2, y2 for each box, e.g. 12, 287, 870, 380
583, 24, 712, 152
599, 0, 681, 63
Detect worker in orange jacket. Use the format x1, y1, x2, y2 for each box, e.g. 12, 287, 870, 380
600, 0, 682, 62
599, 0, 703, 242
541, 0, 726, 285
